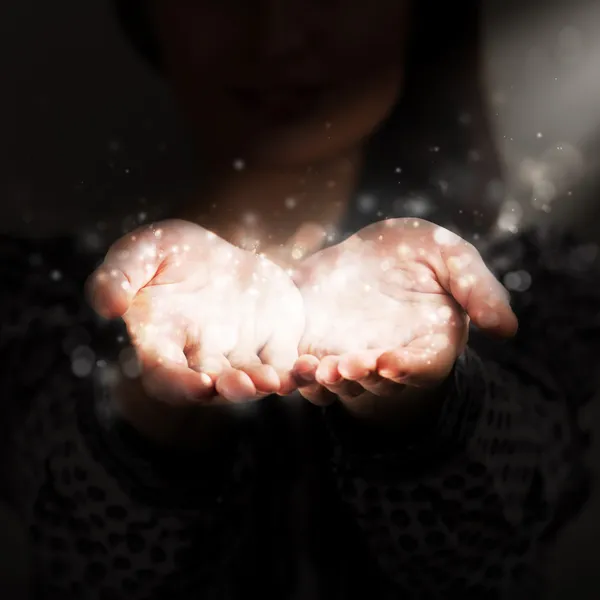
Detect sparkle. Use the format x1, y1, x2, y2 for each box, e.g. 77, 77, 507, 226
397, 244, 413, 259
504, 270, 532, 292
447, 254, 473, 274
433, 227, 460, 246
243, 212, 258, 226
72, 358, 93, 378
195, 372, 210, 386
458, 274, 477, 289
291, 245, 305, 260
437, 306, 453, 321
119, 347, 141, 378
357, 195, 377, 214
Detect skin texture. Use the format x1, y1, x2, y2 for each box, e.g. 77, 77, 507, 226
88, 216, 517, 440
88, 2, 517, 441
88, 220, 304, 405
291, 218, 517, 419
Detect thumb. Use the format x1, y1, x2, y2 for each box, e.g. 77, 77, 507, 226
86, 226, 163, 319
437, 237, 518, 338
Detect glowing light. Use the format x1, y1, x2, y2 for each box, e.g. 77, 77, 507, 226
397, 244, 413, 259
458, 274, 477, 289
433, 227, 460, 246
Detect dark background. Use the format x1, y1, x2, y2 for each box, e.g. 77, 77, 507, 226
1, 0, 599, 597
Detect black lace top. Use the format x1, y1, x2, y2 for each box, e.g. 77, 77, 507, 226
0, 225, 597, 600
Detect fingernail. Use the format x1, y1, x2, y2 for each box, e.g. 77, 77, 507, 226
378, 369, 396, 379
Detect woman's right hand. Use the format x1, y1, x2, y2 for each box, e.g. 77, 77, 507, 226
87, 219, 305, 407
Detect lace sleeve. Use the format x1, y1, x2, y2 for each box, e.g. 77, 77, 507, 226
0, 235, 261, 599
323, 229, 597, 598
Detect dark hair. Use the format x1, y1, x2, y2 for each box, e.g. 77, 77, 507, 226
113, 0, 502, 236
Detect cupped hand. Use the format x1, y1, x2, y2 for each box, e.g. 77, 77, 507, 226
87, 219, 304, 405
292, 218, 517, 411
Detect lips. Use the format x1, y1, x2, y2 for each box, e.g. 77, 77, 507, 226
228, 86, 325, 122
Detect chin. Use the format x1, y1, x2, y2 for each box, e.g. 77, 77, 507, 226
200, 110, 388, 169
187, 74, 400, 169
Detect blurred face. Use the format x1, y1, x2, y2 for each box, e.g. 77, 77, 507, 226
152, 0, 411, 167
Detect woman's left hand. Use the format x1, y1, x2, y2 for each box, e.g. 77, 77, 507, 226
292, 218, 518, 418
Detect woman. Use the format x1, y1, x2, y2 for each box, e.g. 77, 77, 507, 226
1, 1, 596, 599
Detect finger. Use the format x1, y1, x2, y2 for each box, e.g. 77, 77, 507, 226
87, 266, 141, 320
293, 354, 320, 386
86, 227, 164, 318
215, 368, 258, 403
227, 351, 281, 394
298, 383, 338, 406
291, 355, 335, 406
437, 238, 518, 337
376, 334, 457, 388
315, 355, 343, 386
338, 350, 403, 397
187, 351, 230, 382
137, 343, 215, 405
315, 355, 364, 401
259, 331, 303, 397
337, 350, 381, 380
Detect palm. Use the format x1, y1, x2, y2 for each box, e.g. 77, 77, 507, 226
126, 231, 295, 359
91, 220, 304, 402
292, 219, 516, 407
297, 228, 467, 361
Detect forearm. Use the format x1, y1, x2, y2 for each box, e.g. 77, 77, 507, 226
323, 347, 587, 595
